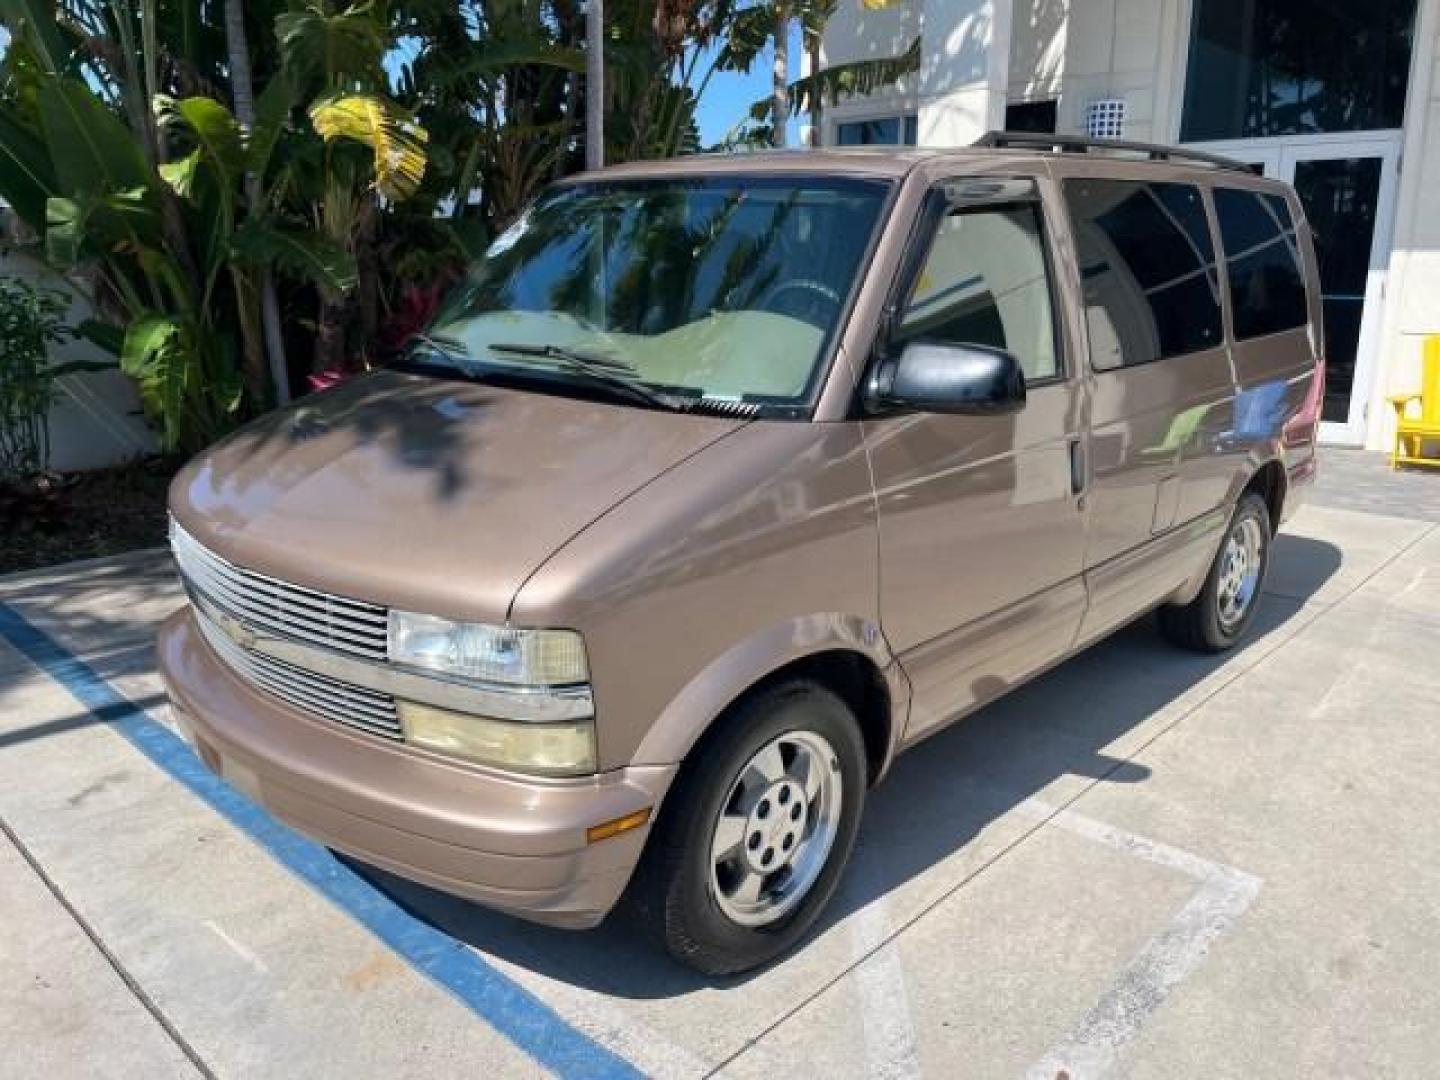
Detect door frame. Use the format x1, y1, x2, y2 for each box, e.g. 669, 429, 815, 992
1182, 131, 1403, 445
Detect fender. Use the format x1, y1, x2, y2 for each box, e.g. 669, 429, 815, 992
632, 613, 911, 781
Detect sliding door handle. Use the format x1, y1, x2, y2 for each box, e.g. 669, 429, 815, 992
1069, 437, 1087, 501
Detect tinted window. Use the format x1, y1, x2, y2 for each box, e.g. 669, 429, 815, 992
1214, 188, 1310, 340
1005, 100, 1058, 134
1063, 179, 1224, 370
898, 201, 1059, 382
837, 115, 918, 146
1181, 0, 1417, 140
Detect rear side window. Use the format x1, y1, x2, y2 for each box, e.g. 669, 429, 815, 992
897, 202, 1060, 382
1063, 179, 1223, 370
1213, 189, 1309, 340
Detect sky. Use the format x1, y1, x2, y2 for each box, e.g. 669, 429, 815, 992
693, 24, 805, 148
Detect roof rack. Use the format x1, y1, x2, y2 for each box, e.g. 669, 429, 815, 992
974, 131, 1254, 174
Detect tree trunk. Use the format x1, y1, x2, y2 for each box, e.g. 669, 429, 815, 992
224, 0, 291, 405
807, 31, 822, 146
585, 0, 605, 169
772, 2, 789, 148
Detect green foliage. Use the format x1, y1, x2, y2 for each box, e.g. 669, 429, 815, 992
0, 278, 79, 478
119, 311, 241, 450
0, 0, 801, 456
276, 1, 389, 93
231, 218, 359, 292
785, 35, 921, 115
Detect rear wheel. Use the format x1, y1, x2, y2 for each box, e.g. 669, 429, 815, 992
1159, 491, 1271, 652
631, 679, 866, 975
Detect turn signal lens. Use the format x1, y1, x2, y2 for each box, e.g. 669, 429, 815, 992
586, 808, 653, 844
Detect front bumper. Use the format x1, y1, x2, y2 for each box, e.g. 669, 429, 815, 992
157, 608, 675, 928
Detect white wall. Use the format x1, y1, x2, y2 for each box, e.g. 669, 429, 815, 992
1, 233, 156, 471
822, 0, 1189, 145
1017, 0, 1188, 142
821, 0, 1015, 146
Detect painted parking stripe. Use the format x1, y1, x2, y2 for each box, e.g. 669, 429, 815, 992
844, 797, 1261, 1080
1023, 800, 1262, 1080
0, 602, 644, 1080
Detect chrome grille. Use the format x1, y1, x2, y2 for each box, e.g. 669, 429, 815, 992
195, 604, 403, 740
170, 522, 389, 662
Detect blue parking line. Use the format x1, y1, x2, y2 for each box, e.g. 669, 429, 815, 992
0, 603, 643, 1080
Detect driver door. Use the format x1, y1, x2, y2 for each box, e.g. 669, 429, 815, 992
863, 172, 1089, 741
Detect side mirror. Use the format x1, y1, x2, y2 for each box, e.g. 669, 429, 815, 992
867, 342, 1027, 416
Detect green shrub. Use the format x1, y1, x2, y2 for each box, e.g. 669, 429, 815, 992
0, 278, 77, 480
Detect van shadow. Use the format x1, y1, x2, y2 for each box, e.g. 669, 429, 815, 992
346, 533, 1342, 1000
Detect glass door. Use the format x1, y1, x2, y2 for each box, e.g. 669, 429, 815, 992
1282, 142, 1400, 444
1184, 135, 1400, 444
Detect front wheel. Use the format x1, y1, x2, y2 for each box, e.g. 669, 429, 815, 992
1159, 491, 1272, 652
630, 680, 866, 975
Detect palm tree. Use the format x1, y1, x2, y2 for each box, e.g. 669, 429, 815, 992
771, 1, 789, 147
586, 0, 604, 168
782, 1, 920, 147
799, 0, 833, 146
224, 0, 290, 403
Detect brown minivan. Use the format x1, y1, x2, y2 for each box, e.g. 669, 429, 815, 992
159, 134, 1322, 974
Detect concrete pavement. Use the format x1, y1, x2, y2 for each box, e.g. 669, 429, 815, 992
2, 458, 1439, 1078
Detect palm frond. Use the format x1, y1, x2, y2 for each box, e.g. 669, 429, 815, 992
309, 94, 429, 202
787, 36, 921, 115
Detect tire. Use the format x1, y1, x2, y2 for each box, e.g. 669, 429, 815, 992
1159, 491, 1272, 653
629, 679, 867, 975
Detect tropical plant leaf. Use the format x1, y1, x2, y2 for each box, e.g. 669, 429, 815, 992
247, 75, 295, 184
34, 77, 153, 196
0, 0, 70, 75
785, 36, 922, 115
120, 313, 188, 450
158, 95, 245, 192
0, 106, 59, 227
159, 149, 203, 198
423, 38, 585, 91
231, 219, 359, 293
43, 188, 160, 267
276, 2, 387, 91
44, 196, 89, 266
309, 94, 429, 202
715, 5, 774, 73
76, 316, 125, 355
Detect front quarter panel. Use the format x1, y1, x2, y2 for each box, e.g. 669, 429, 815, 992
509, 421, 891, 772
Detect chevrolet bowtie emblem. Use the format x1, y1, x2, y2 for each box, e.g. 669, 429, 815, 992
216, 611, 258, 651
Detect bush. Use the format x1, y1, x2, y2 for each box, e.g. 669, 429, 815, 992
0, 279, 77, 480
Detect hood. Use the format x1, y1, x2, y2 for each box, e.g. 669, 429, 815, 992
170, 370, 745, 621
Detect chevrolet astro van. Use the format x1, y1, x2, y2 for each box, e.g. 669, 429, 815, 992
159, 134, 1322, 974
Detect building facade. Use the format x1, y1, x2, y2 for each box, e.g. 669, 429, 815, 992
819, 0, 1440, 451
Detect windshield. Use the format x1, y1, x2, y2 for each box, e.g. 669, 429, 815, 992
422, 176, 891, 414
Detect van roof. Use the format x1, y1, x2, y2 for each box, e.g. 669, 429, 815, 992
560, 137, 1273, 187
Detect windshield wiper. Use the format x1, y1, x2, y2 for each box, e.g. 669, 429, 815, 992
486, 341, 674, 409
488, 341, 635, 374
408, 331, 478, 375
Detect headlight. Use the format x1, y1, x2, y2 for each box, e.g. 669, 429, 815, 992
388, 611, 588, 686
398, 701, 596, 775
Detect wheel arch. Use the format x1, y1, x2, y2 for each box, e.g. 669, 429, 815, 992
1244, 457, 1288, 535
632, 615, 909, 788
